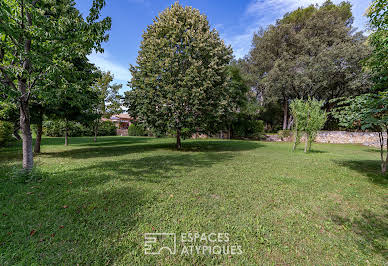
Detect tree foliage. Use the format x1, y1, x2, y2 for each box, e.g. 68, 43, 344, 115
0, 0, 111, 169
90, 70, 122, 141
332, 0, 387, 173
290, 98, 327, 152
125, 2, 232, 149
243, 0, 371, 130
366, 0, 387, 93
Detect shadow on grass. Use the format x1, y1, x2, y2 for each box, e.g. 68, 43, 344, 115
0, 180, 149, 264
65, 152, 237, 185
362, 147, 383, 153
0, 140, 253, 264
35, 136, 152, 147
331, 207, 388, 260
42, 140, 263, 160
334, 160, 388, 186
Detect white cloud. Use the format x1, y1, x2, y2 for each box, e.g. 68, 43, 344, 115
245, 0, 329, 16
224, 0, 370, 59
87, 51, 132, 95
88, 51, 130, 82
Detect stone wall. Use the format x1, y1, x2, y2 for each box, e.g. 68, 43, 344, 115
116, 129, 128, 136
265, 131, 387, 147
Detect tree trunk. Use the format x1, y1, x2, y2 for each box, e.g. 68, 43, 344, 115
379, 131, 388, 174
287, 116, 294, 130
64, 120, 69, 146
176, 129, 181, 149
94, 121, 99, 142
13, 120, 21, 140
19, 87, 33, 170
282, 100, 288, 130
19, 8, 34, 171
34, 114, 43, 154
304, 133, 308, 153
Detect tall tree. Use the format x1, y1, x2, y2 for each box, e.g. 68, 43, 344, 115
91, 70, 122, 142
45, 55, 100, 146
366, 0, 387, 93
244, 0, 371, 130
125, 2, 232, 149
333, 0, 387, 173
0, 0, 111, 170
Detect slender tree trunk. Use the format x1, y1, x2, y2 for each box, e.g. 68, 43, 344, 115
64, 120, 69, 146
385, 129, 388, 174
13, 120, 21, 140
292, 128, 298, 152
19, 84, 33, 170
176, 128, 181, 149
283, 100, 288, 130
287, 116, 294, 130
304, 133, 308, 153
19, 6, 33, 170
34, 112, 43, 153
379, 131, 387, 174
94, 121, 99, 142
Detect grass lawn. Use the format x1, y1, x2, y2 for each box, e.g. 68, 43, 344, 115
0, 136, 387, 264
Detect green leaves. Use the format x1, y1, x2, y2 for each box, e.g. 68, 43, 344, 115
290, 98, 327, 152
245, 1, 371, 105
125, 2, 232, 141
365, 0, 387, 93
332, 92, 388, 131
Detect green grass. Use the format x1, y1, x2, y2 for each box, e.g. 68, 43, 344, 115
0, 136, 387, 265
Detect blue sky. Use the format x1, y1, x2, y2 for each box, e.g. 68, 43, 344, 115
75, 0, 372, 94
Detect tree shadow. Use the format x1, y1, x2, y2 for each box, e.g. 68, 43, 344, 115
0, 143, 245, 263
331, 207, 388, 260
334, 160, 388, 186
0, 181, 149, 264
292, 147, 328, 154
41, 140, 263, 160
362, 148, 382, 153
33, 136, 152, 147
50, 151, 238, 189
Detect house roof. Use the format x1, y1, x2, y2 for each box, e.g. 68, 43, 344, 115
115, 113, 131, 119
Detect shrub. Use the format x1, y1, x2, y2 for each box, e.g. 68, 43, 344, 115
43, 120, 116, 137
278, 130, 292, 140
128, 124, 147, 136
98, 121, 117, 136
232, 116, 264, 139
0, 121, 13, 146
251, 120, 265, 138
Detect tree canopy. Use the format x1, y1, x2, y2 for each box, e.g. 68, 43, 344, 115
125, 2, 232, 149
0, 0, 111, 169
242, 0, 371, 130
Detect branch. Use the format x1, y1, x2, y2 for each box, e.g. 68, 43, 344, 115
29, 68, 46, 90
0, 65, 17, 91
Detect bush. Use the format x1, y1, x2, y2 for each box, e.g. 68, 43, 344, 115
0, 121, 13, 146
98, 121, 117, 136
43, 120, 117, 137
231, 116, 264, 139
251, 120, 265, 138
278, 130, 292, 140
128, 124, 147, 136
